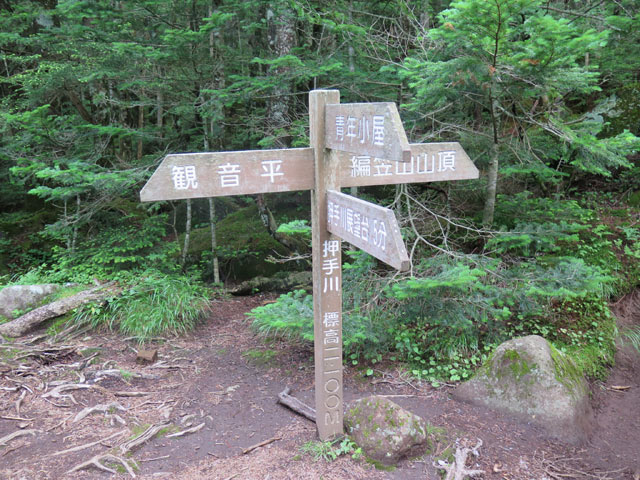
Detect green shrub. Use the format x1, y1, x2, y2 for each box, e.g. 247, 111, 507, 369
72, 272, 211, 340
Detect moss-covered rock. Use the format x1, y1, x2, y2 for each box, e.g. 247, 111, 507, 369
344, 395, 431, 466
453, 335, 594, 444
181, 205, 292, 281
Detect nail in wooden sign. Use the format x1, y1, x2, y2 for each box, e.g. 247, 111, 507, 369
325, 102, 411, 163
326, 190, 410, 271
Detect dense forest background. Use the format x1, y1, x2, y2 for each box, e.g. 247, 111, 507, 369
1, 0, 639, 382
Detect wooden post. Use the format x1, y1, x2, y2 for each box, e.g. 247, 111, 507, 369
310, 89, 343, 440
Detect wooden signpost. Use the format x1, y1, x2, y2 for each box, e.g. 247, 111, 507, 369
140, 89, 478, 441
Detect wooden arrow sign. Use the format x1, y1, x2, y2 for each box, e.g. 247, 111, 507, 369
325, 102, 411, 163
326, 190, 410, 271
139, 148, 314, 201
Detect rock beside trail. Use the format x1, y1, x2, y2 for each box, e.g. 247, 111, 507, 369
344, 395, 429, 465
453, 335, 594, 444
0, 284, 60, 319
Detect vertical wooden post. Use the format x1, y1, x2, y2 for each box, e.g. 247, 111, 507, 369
310, 89, 343, 440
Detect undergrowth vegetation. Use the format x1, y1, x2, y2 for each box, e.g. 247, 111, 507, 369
249, 193, 638, 385
3, 211, 213, 341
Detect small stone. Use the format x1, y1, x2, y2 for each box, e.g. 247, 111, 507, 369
136, 349, 158, 364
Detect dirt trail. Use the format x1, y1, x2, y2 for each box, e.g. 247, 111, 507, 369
0, 292, 639, 479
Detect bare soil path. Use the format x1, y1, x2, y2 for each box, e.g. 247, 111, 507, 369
1, 291, 639, 480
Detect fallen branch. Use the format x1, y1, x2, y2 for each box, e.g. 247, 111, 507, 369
166, 422, 205, 438
0, 429, 38, 446
434, 439, 484, 480
0, 416, 34, 422
242, 436, 281, 455
0, 283, 120, 338
277, 387, 316, 422
67, 453, 136, 478
73, 402, 127, 423
114, 391, 152, 397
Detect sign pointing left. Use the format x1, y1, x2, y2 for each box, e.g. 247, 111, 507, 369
140, 148, 314, 201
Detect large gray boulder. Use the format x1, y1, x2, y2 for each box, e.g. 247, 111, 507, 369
344, 395, 429, 465
0, 284, 60, 319
453, 335, 594, 444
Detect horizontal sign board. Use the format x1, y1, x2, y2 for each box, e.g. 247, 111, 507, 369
140, 143, 478, 202
326, 190, 410, 271
140, 148, 314, 201
325, 103, 411, 163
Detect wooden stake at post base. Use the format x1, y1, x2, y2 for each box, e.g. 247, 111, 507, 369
310, 90, 344, 440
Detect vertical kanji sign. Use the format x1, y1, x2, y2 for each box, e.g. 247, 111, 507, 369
140, 89, 478, 441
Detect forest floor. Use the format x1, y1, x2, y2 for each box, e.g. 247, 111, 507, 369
1, 291, 639, 480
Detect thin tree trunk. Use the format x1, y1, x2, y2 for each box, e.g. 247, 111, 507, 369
71, 194, 80, 253
483, 141, 499, 226
64, 198, 71, 251
137, 101, 144, 160
208, 198, 220, 284
181, 199, 192, 268
156, 79, 164, 139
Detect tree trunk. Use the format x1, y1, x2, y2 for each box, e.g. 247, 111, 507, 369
181, 199, 192, 268
208, 197, 220, 284
255, 3, 297, 246
137, 101, 144, 160
266, 2, 295, 148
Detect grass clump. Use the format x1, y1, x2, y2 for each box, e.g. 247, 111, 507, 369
71, 271, 211, 341
299, 437, 362, 462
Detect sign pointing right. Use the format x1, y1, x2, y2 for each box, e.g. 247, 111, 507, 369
326, 190, 410, 271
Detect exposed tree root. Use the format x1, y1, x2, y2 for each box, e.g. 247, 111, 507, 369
67, 453, 136, 478
49, 429, 127, 457
73, 402, 127, 423
0, 429, 38, 446
119, 422, 170, 456
166, 422, 205, 438
434, 438, 484, 480
42, 383, 95, 405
